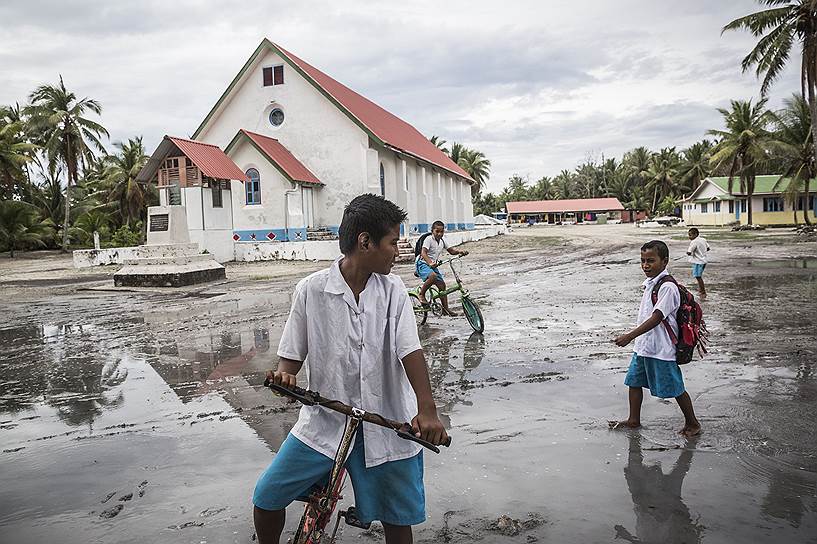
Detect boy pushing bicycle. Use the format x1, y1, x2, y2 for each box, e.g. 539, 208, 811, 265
253, 194, 449, 544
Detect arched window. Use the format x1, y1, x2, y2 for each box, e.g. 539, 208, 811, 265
379, 163, 385, 196
246, 168, 261, 205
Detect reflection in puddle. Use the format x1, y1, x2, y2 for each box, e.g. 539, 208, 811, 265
615, 433, 703, 544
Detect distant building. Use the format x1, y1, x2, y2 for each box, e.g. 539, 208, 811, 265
505, 197, 625, 224
680, 176, 816, 226
138, 39, 476, 261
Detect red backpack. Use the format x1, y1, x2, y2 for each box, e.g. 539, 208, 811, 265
651, 276, 709, 365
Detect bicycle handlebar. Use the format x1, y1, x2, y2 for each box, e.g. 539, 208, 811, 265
434, 254, 465, 267
263, 380, 451, 453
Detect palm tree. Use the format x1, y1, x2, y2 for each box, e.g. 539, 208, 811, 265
708, 98, 772, 225
679, 140, 714, 192
724, 2, 817, 178
623, 146, 652, 199
646, 147, 682, 213
0, 200, 50, 257
532, 176, 555, 200
459, 148, 491, 196
607, 168, 633, 202
71, 210, 111, 246
429, 135, 449, 155
29, 164, 66, 247
448, 142, 466, 166
0, 121, 36, 200
627, 187, 651, 214
99, 137, 152, 227
554, 170, 576, 199
25, 76, 108, 252
768, 93, 815, 224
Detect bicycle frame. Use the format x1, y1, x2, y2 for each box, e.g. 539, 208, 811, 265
414, 255, 469, 303
263, 381, 448, 544
298, 409, 363, 544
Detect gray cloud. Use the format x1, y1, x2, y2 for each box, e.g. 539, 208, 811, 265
0, 0, 804, 193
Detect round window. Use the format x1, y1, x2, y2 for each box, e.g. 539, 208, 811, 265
269, 108, 285, 127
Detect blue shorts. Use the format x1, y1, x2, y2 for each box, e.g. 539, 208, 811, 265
253, 432, 425, 526
692, 263, 706, 278
415, 259, 444, 282
624, 353, 685, 399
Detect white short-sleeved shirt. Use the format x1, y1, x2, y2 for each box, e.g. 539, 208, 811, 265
421, 235, 448, 263
278, 258, 423, 467
687, 237, 709, 265
633, 270, 680, 361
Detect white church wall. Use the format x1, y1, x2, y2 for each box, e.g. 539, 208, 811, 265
228, 140, 306, 242
180, 186, 234, 262
234, 224, 506, 262
196, 48, 368, 232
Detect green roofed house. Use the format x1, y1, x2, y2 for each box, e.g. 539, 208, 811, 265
680, 176, 816, 227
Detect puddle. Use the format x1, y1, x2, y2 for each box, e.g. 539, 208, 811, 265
740, 257, 817, 269
2, 237, 817, 542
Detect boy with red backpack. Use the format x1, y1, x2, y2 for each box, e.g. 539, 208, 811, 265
610, 240, 705, 437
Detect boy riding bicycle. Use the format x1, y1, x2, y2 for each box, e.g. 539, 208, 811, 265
416, 220, 468, 316
253, 194, 449, 544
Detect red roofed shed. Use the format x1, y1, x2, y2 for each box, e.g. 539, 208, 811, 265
506, 198, 625, 224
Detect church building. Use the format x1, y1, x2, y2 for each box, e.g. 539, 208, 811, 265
138, 39, 476, 262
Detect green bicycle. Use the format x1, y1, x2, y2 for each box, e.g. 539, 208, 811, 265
408, 255, 485, 333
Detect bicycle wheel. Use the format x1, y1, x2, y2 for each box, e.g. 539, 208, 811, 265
428, 286, 443, 317
461, 295, 484, 333
410, 292, 428, 326
293, 467, 347, 544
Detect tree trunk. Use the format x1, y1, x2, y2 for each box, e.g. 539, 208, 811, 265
651, 185, 659, 215
61, 134, 73, 253
804, 179, 812, 226
807, 80, 817, 226
746, 175, 754, 226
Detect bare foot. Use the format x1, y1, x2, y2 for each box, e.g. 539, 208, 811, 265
444, 310, 458, 317
608, 420, 640, 430
679, 422, 701, 437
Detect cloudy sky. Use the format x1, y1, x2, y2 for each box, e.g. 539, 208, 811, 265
0, 0, 801, 193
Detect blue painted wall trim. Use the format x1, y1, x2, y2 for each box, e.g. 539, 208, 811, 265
233, 227, 307, 242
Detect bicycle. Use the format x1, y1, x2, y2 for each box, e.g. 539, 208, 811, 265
408, 255, 485, 333
262, 379, 451, 544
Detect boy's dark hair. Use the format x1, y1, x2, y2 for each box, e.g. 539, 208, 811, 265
339, 194, 407, 254
431, 220, 445, 230
641, 240, 669, 260
688, 227, 699, 236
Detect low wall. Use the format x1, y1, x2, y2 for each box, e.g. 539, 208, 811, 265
73, 243, 200, 268
235, 225, 506, 262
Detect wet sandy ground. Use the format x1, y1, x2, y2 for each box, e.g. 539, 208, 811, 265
1, 224, 816, 543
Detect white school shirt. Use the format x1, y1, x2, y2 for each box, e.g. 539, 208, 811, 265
278, 258, 423, 467
422, 235, 448, 263
687, 237, 709, 265
633, 269, 680, 361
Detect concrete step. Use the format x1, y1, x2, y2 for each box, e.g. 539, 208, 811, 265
123, 254, 216, 266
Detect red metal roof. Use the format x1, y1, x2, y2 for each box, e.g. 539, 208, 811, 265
506, 198, 625, 214
239, 130, 321, 185
167, 136, 247, 181
274, 43, 474, 182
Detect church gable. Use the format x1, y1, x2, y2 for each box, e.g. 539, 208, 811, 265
194, 39, 472, 182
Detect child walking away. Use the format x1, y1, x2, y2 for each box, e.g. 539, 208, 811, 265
610, 240, 702, 438
686, 228, 709, 299
253, 194, 448, 544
